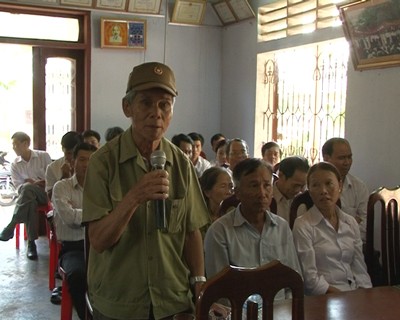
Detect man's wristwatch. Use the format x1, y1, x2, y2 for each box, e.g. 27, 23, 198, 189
190, 276, 207, 286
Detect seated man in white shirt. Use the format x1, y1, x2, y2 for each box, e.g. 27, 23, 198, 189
322, 137, 368, 242
0, 132, 52, 260
45, 131, 82, 200
273, 156, 309, 223
188, 132, 212, 177
204, 158, 301, 300
52, 142, 97, 320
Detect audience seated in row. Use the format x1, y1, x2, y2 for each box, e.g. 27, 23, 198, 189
188, 132, 212, 177
322, 137, 368, 242
292, 162, 372, 295
104, 126, 124, 142
199, 167, 233, 223
0, 132, 52, 260
273, 156, 309, 223
204, 158, 301, 300
52, 142, 97, 320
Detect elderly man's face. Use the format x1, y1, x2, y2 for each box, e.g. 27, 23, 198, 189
236, 166, 273, 215
124, 88, 174, 144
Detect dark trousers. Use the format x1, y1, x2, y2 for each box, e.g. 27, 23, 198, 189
60, 240, 86, 320
12, 183, 48, 240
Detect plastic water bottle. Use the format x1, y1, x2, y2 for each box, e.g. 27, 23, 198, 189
242, 294, 262, 320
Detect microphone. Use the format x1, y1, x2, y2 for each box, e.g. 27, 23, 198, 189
150, 150, 167, 232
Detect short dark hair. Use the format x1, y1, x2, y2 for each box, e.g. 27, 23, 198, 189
188, 132, 204, 146
73, 142, 98, 159
210, 133, 225, 146
215, 139, 227, 152
261, 141, 282, 157
322, 137, 349, 157
307, 161, 341, 186
279, 156, 310, 179
61, 131, 83, 150
171, 133, 194, 147
233, 158, 273, 187
105, 127, 124, 142
82, 130, 101, 143
11, 132, 30, 144
226, 138, 249, 156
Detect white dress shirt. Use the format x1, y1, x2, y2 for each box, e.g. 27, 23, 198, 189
340, 173, 369, 242
272, 183, 293, 223
194, 156, 212, 177
11, 150, 52, 189
204, 205, 302, 300
292, 205, 372, 296
45, 156, 66, 192
52, 175, 84, 242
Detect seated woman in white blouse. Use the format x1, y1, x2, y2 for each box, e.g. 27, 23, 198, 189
292, 162, 372, 295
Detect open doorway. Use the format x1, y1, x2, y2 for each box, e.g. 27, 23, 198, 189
0, 3, 90, 160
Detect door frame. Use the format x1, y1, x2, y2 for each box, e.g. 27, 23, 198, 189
0, 3, 91, 150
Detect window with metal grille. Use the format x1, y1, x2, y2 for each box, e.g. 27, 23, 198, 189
258, 0, 352, 42
255, 38, 349, 164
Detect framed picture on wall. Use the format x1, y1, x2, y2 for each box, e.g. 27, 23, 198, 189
171, 0, 207, 25
60, 0, 93, 6
127, 0, 162, 14
101, 18, 146, 49
339, 0, 400, 71
95, 0, 127, 11
227, 0, 255, 21
213, 1, 237, 25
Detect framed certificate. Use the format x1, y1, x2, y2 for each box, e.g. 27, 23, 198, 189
171, 0, 207, 25
128, 0, 162, 14
213, 1, 237, 25
60, 0, 93, 6
227, 0, 255, 21
95, 0, 127, 11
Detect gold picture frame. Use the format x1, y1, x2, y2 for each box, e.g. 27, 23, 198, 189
101, 18, 146, 49
171, 0, 207, 25
213, 1, 237, 25
127, 0, 162, 14
339, 0, 400, 71
227, 0, 255, 21
60, 0, 93, 6
95, 0, 127, 11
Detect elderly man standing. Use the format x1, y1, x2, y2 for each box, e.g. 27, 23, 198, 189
322, 137, 368, 242
0, 132, 52, 260
82, 62, 210, 320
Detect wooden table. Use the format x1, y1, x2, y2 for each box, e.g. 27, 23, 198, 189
273, 286, 400, 320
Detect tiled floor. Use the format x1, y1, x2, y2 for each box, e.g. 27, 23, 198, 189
0, 204, 80, 320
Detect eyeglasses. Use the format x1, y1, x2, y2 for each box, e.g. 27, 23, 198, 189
229, 151, 248, 157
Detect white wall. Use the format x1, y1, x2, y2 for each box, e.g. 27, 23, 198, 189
90, 7, 222, 157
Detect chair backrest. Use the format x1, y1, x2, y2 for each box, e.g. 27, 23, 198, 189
84, 226, 93, 319
196, 260, 304, 320
289, 191, 314, 229
366, 186, 400, 286
289, 190, 341, 229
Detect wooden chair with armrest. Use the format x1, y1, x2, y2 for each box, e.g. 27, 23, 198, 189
366, 186, 400, 286
196, 260, 304, 320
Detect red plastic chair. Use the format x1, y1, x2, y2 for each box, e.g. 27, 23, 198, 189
59, 266, 73, 320
48, 211, 61, 290
15, 202, 53, 249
